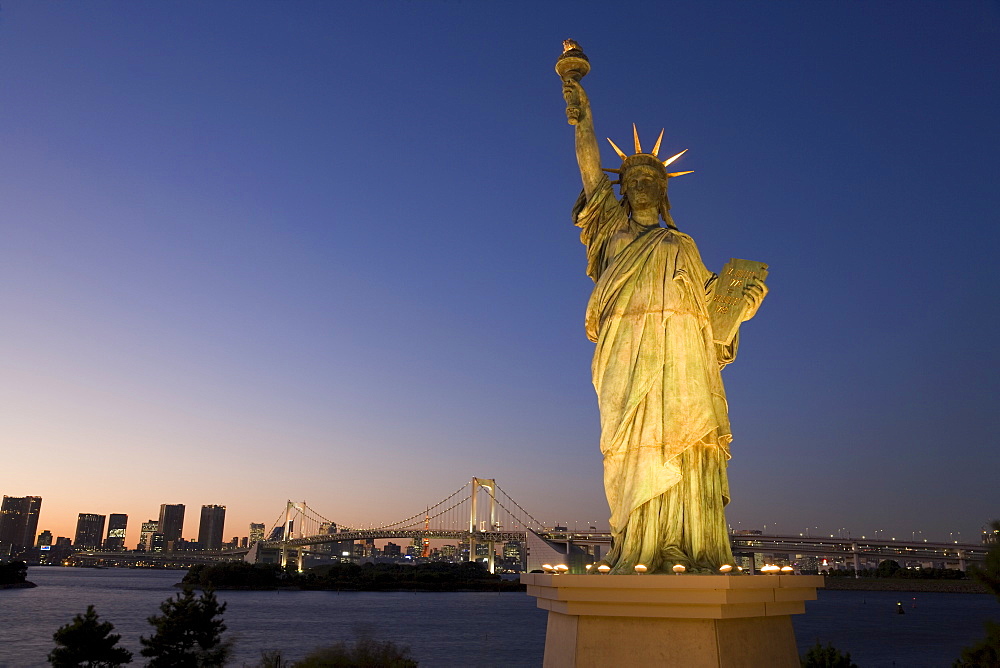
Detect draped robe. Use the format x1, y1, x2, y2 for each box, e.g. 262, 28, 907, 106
575, 176, 737, 572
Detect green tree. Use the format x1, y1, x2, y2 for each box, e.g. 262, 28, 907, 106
800, 642, 858, 668
139, 588, 231, 667
875, 559, 902, 578
0, 559, 28, 585
971, 519, 1000, 601
295, 628, 417, 667
48, 605, 132, 667
954, 520, 1000, 666
954, 620, 1000, 667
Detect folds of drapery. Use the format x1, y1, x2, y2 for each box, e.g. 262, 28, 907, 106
574, 177, 733, 535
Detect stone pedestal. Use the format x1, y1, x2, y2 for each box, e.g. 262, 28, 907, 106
521, 573, 823, 668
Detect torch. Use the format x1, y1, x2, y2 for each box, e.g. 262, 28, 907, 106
555, 39, 590, 125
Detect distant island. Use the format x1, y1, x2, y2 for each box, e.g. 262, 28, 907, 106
180, 561, 525, 592
0, 560, 37, 589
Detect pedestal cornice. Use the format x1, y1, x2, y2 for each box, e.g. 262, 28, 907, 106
521, 573, 823, 619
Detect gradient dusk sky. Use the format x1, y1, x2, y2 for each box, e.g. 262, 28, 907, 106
2, 2, 998, 547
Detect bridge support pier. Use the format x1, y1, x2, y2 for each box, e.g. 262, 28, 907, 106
522, 573, 823, 668
469, 478, 498, 574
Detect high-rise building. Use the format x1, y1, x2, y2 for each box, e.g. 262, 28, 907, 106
148, 533, 165, 553
198, 505, 226, 550
74, 514, 106, 549
36, 530, 53, 547
249, 523, 265, 544
157, 504, 185, 543
138, 520, 158, 551
104, 514, 128, 550
48, 536, 72, 564
0, 496, 43, 556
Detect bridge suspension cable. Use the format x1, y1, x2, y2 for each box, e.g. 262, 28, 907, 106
267, 510, 287, 537
494, 483, 545, 530
373, 482, 471, 530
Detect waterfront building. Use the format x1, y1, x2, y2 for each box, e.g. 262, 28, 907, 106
104, 514, 127, 550
249, 523, 265, 544
138, 520, 158, 551
36, 530, 53, 547
0, 495, 43, 557
312, 521, 335, 554
46, 536, 73, 564
198, 505, 226, 550
157, 504, 185, 543
502, 540, 524, 572
74, 514, 106, 549
148, 533, 165, 552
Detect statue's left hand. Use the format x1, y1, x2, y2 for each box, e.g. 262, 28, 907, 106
742, 281, 768, 321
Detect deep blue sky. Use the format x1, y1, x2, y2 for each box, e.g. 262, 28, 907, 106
1, 1, 997, 544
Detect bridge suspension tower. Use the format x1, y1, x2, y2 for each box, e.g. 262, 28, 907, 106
469, 477, 498, 572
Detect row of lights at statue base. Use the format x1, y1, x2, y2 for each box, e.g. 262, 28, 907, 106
540, 563, 794, 575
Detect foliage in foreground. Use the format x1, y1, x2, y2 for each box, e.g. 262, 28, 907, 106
294, 629, 417, 667
48, 605, 133, 667
970, 520, 1000, 602
800, 641, 858, 668
954, 520, 1000, 666
0, 559, 28, 585
953, 620, 1000, 667
139, 588, 231, 667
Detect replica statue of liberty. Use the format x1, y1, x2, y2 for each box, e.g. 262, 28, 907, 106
558, 41, 768, 574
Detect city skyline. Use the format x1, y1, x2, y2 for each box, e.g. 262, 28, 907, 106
2, 4, 998, 548
2, 490, 992, 551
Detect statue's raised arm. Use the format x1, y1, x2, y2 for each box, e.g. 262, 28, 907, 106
557, 41, 603, 198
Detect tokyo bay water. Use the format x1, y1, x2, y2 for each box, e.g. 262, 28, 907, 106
1, 567, 996, 667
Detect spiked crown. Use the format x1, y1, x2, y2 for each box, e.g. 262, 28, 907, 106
603, 124, 693, 185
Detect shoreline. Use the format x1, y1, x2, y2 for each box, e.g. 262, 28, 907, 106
0, 581, 37, 589
175, 582, 526, 592
823, 577, 990, 594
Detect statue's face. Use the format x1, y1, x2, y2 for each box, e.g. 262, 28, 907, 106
623, 167, 666, 210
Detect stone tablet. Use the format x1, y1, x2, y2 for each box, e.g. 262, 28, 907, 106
710, 258, 769, 346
